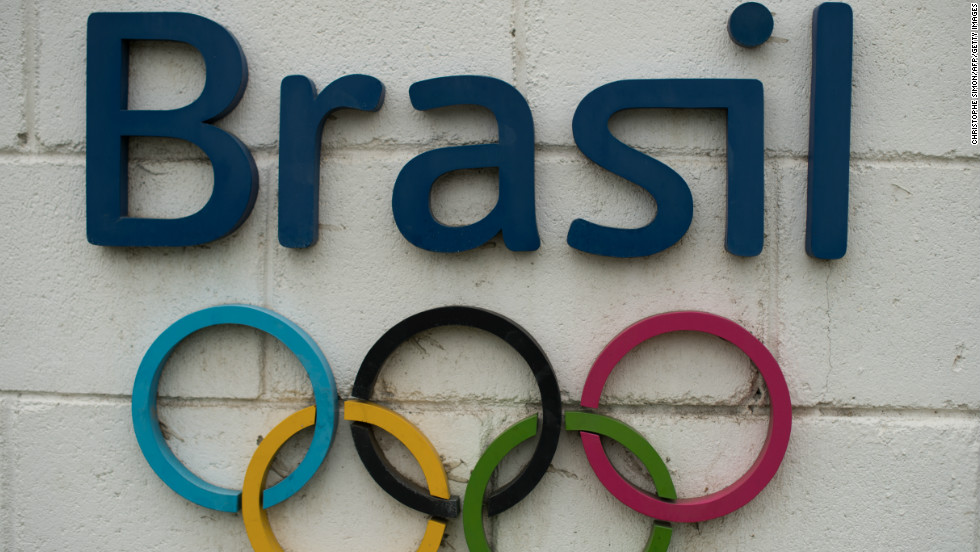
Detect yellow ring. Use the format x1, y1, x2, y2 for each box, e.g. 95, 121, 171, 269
343, 400, 450, 501
241, 403, 449, 552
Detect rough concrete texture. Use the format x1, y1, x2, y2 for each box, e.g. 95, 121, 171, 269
0, 1, 26, 151
523, 0, 974, 157
0, 162, 268, 396
497, 412, 979, 552
1, 0, 978, 551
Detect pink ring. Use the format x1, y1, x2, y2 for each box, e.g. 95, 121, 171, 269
579, 311, 792, 523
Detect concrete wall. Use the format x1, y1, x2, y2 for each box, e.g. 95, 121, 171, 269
1, 0, 977, 550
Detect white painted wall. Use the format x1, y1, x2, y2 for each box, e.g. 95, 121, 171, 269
1, 0, 977, 550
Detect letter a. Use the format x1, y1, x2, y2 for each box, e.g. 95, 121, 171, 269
392, 76, 539, 252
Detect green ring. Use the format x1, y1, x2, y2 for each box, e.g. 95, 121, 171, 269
564, 411, 676, 500
462, 413, 675, 552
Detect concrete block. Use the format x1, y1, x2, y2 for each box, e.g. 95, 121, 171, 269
848, 0, 978, 158
7, 400, 254, 550
0, 398, 8, 545
36, 0, 513, 151
492, 409, 771, 549
0, 1, 26, 150
6, 400, 486, 551
266, 323, 543, 403
9, 1, 980, 551
774, 160, 980, 408
695, 414, 980, 552
0, 161, 267, 397
6, 397, 978, 551
523, 0, 810, 150
496, 411, 979, 552
84, 399, 483, 552
265, 150, 778, 403
127, 40, 205, 113
523, 0, 975, 158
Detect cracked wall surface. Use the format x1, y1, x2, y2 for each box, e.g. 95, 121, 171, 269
0, 0, 978, 551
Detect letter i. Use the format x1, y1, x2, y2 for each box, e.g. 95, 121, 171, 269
806, 3, 853, 259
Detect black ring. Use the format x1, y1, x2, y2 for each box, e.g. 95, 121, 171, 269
351, 306, 562, 518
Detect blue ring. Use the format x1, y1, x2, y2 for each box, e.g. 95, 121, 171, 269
132, 304, 337, 512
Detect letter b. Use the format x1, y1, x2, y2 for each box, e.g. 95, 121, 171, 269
86, 12, 258, 246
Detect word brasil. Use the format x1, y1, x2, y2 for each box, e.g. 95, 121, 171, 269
87, 3, 853, 259
133, 305, 793, 552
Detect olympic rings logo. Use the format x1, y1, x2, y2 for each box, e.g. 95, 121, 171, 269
132, 305, 792, 552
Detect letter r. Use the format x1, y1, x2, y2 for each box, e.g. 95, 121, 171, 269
86, 12, 258, 246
